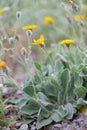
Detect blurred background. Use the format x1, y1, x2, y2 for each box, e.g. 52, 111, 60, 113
0, 0, 87, 83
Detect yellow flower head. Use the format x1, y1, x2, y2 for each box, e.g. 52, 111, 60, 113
60, 39, 75, 45
84, 5, 87, 11
33, 35, 45, 46
22, 25, 38, 30
0, 61, 6, 68
44, 16, 55, 24
75, 14, 86, 21
0, 9, 4, 14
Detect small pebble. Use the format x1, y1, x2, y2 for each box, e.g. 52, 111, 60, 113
3, 128, 10, 130
54, 124, 62, 128
31, 124, 36, 130
15, 122, 22, 129
20, 124, 28, 130
84, 120, 87, 128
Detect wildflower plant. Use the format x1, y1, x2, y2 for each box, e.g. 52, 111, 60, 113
16, 44, 87, 129
1, 0, 87, 129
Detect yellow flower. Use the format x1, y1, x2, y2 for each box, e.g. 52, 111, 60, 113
84, 5, 87, 11
0, 61, 6, 68
33, 35, 45, 45
80, 106, 87, 116
75, 14, 86, 21
22, 25, 38, 30
60, 39, 75, 45
0, 9, 4, 14
44, 16, 55, 24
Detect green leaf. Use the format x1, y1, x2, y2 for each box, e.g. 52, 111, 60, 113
50, 78, 60, 90
38, 109, 51, 121
17, 98, 28, 108
58, 106, 67, 118
45, 84, 57, 97
58, 53, 67, 63
75, 86, 87, 99
83, 67, 87, 75
51, 112, 62, 122
38, 92, 52, 106
74, 72, 83, 87
54, 60, 64, 72
77, 98, 87, 108
36, 117, 52, 129
75, 53, 82, 65
9, 98, 28, 108
65, 103, 74, 119
24, 118, 34, 124
34, 62, 42, 72
0, 119, 8, 127
3, 82, 17, 87
45, 52, 53, 64
61, 69, 70, 88
67, 52, 75, 64
23, 85, 35, 97
20, 100, 39, 115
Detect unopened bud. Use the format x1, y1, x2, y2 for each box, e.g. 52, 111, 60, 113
3, 67, 8, 75
8, 37, 15, 45
79, 20, 84, 26
65, 14, 72, 23
16, 11, 22, 19
20, 47, 27, 55
72, 4, 78, 11
14, 35, 20, 41
1, 35, 7, 41
26, 30, 32, 37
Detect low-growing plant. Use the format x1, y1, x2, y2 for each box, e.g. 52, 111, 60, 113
9, 44, 87, 129
1, 0, 87, 129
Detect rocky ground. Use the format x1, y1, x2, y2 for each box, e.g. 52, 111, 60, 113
1, 75, 87, 130
1, 87, 87, 130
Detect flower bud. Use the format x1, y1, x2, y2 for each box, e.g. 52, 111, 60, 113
16, 11, 22, 19
65, 14, 72, 24
3, 67, 8, 75
8, 37, 15, 45
79, 20, 84, 26
20, 47, 27, 55
14, 35, 20, 41
26, 30, 32, 37
72, 4, 78, 11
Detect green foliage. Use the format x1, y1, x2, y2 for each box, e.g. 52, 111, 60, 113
12, 46, 87, 129
0, 91, 15, 128
1, 0, 87, 129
